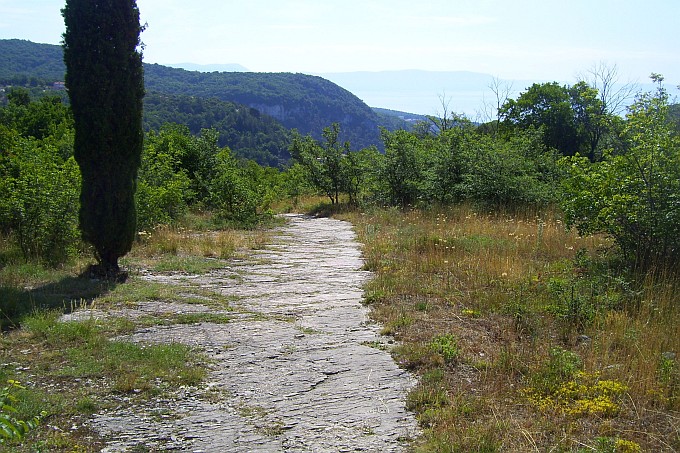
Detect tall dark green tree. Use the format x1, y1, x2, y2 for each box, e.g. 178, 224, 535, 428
62, 0, 144, 276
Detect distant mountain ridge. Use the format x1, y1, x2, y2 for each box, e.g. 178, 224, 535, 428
165, 63, 249, 73
320, 70, 538, 117
0, 39, 397, 154
163, 66, 525, 116
142, 63, 382, 149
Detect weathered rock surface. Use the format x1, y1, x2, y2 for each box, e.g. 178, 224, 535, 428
79, 214, 418, 452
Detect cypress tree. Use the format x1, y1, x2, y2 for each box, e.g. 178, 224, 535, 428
62, 0, 144, 277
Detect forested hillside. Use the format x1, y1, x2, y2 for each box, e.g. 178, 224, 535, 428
144, 92, 291, 166
372, 107, 423, 131
143, 64, 382, 149
0, 39, 386, 161
0, 39, 64, 84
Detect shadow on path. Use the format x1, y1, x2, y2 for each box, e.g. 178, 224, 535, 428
0, 274, 118, 330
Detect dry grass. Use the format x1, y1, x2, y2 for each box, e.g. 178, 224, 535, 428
131, 224, 270, 265
340, 204, 680, 452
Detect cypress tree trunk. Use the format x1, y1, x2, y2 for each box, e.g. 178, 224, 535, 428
62, 0, 144, 278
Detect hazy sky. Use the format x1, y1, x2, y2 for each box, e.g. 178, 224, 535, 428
1, 0, 678, 81
1, 0, 678, 112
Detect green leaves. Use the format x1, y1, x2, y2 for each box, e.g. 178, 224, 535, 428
291, 123, 374, 205
0, 381, 45, 444
561, 79, 680, 269
429, 334, 460, 364
136, 126, 193, 230
0, 138, 81, 265
208, 148, 277, 228
501, 81, 612, 160
379, 128, 428, 207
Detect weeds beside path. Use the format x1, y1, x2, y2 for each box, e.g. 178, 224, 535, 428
339, 205, 680, 452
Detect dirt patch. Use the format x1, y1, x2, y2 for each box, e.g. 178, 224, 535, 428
71, 214, 419, 452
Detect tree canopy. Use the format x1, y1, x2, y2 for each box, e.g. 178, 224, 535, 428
143, 92, 291, 167
561, 75, 680, 269
500, 81, 617, 161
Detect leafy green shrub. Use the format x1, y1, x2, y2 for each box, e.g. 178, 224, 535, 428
209, 149, 273, 227
142, 125, 221, 206
378, 129, 428, 207
0, 139, 80, 265
279, 162, 316, 207
561, 76, 680, 270
0, 95, 80, 266
0, 380, 45, 444
429, 334, 460, 364
0, 94, 73, 144
461, 130, 561, 206
136, 132, 192, 230
290, 123, 348, 205
342, 145, 382, 206
375, 124, 560, 208
424, 125, 473, 205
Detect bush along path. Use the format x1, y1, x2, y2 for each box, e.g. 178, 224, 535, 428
68, 214, 419, 452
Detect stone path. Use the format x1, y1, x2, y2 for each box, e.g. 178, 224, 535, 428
82, 214, 419, 452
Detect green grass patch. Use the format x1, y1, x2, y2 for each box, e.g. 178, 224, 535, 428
21, 313, 206, 392
152, 255, 227, 274
429, 334, 460, 364
135, 312, 232, 327
0, 309, 207, 450
0, 269, 117, 330
93, 278, 233, 310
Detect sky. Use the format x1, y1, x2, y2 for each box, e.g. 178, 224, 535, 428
1, 0, 678, 113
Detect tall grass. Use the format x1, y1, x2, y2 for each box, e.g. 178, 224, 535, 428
341, 204, 679, 452
133, 224, 270, 261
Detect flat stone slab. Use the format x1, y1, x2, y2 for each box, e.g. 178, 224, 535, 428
78, 214, 419, 452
